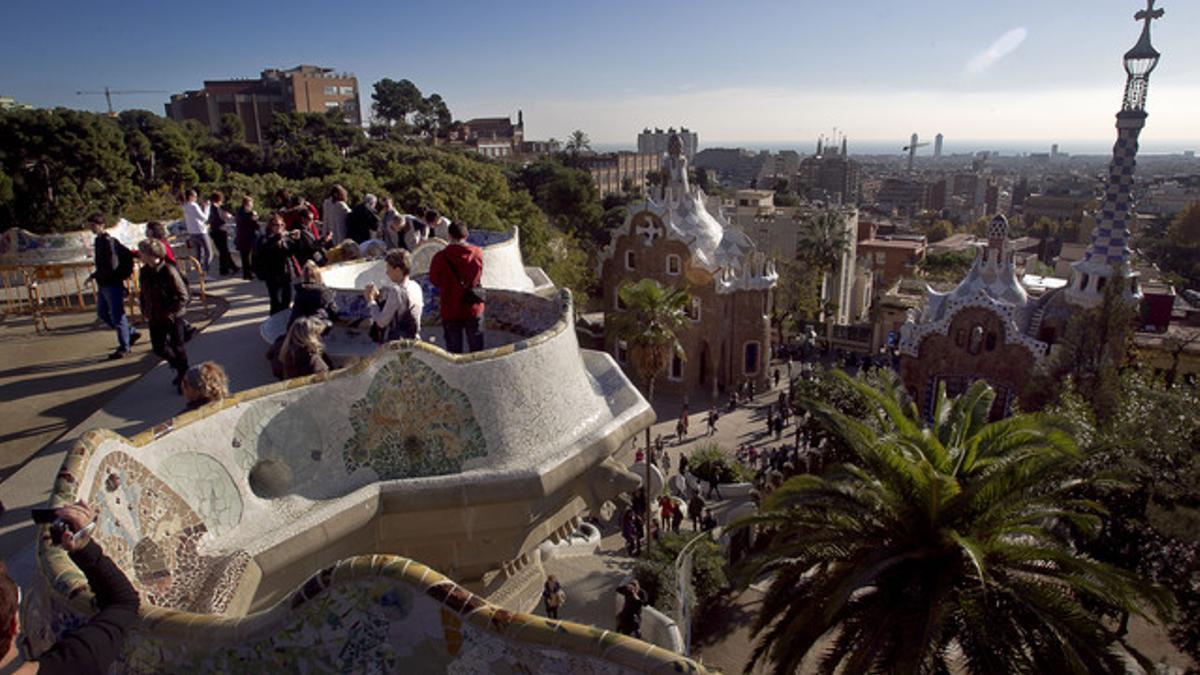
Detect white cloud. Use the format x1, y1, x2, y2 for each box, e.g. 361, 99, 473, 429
965, 27, 1028, 77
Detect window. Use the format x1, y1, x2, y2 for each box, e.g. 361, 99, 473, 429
324, 101, 340, 110
669, 352, 684, 380
614, 292, 626, 311
625, 250, 636, 270
339, 86, 355, 95
744, 342, 760, 375
1097, 277, 1107, 291
985, 332, 997, 351
666, 254, 681, 275
688, 297, 701, 322
968, 325, 984, 355
1079, 273, 1090, 290
616, 340, 628, 363
323, 86, 336, 95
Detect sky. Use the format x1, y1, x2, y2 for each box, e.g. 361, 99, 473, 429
3, 0, 1198, 152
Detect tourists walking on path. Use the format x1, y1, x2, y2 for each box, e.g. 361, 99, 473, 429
89, 213, 140, 360
429, 222, 485, 353
181, 189, 212, 273
542, 576, 565, 620
616, 580, 648, 638
235, 195, 259, 280
138, 238, 190, 390
207, 191, 239, 276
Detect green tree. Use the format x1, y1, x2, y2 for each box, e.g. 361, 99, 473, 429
611, 279, 690, 553
513, 159, 603, 244
739, 375, 1173, 675
564, 129, 591, 156
217, 113, 245, 144
919, 249, 975, 283
926, 218, 954, 243
371, 78, 424, 128
796, 209, 851, 348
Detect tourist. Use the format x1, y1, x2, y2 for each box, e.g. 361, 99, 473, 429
621, 508, 642, 557
427, 209, 452, 240
662, 450, 671, 474
138, 238, 190, 390
324, 239, 361, 265
701, 509, 717, 531
181, 361, 229, 410
255, 215, 297, 315
290, 261, 338, 327
207, 191, 239, 276
322, 185, 351, 243
234, 195, 259, 280
429, 221, 485, 353
707, 408, 718, 436
658, 495, 674, 533
670, 498, 684, 533
365, 249, 423, 342
0, 501, 138, 673
675, 417, 686, 442
143, 222, 198, 342
361, 240, 388, 259
283, 195, 321, 239
615, 580, 648, 638
346, 194, 381, 244
379, 197, 405, 249
773, 367, 780, 389
774, 415, 785, 441
678, 452, 689, 477
280, 316, 332, 379
290, 210, 322, 266
87, 213, 141, 360
181, 189, 212, 273
542, 575, 565, 620
688, 493, 705, 531
144, 221, 177, 265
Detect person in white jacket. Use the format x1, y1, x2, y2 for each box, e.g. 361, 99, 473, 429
321, 184, 352, 243
181, 189, 212, 272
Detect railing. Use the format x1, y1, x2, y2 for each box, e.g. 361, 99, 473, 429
1, 257, 209, 334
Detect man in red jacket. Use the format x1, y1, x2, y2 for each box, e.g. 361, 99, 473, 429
429, 221, 485, 353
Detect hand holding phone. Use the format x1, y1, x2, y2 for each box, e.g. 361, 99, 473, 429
32, 501, 97, 552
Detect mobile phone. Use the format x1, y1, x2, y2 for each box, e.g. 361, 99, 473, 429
30, 508, 58, 524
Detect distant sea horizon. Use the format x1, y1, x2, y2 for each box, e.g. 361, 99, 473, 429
588, 139, 1200, 157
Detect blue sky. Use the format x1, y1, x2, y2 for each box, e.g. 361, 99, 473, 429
3, 0, 1197, 149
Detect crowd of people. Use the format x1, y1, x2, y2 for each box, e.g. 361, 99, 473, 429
87, 185, 491, 397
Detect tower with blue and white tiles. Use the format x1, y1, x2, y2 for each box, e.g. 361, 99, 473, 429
1066, 0, 1164, 308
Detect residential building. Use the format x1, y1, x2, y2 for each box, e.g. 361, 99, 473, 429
694, 148, 773, 188
638, 126, 698, 162
0, 95, 33, 111
165, 65, 361, 144
581, 152, 661, 196
858, 236, 927, 287
797, 142, 860, 204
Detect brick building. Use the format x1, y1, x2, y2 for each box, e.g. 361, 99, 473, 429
598, 135, 777, 396
858, 236, 927, 287
165, 65, 361, 144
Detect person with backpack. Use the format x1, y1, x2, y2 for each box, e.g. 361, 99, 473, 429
138, 238, 190, 390
364, 249, 423, 342
88, 212, 141, 360
428, 221, 485, 353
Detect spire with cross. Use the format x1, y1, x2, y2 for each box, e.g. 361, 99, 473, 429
1067, 2, 1166, 309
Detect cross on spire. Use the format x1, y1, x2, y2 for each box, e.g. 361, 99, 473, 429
1135, 0, 1164, 30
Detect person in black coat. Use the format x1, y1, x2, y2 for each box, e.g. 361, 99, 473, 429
255, 215, 298, 315
138, 238, 190, 389
345, 194, 381, 244
234, 195, 260, 280
207, 191, 239, 276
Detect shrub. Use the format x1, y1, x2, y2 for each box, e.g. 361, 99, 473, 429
633, 531, 728, 618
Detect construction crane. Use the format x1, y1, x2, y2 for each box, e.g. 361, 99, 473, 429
75, 87, 167, 117
902, 132, 930, 172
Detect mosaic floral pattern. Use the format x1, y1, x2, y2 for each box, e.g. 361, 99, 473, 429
343, 353, 487, 479
86, 451, 251, 614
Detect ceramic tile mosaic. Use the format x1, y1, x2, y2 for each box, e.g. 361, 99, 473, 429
343, 353, 488, 480
156, 451, 243, 537
85, 451, 251, 614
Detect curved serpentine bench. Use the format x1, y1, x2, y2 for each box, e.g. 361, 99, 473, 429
25, 288, 691, 672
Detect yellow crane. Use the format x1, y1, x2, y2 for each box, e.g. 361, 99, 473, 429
75, 87, 167, 117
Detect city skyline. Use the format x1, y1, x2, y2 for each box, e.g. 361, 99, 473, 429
2, 0, 1198, 149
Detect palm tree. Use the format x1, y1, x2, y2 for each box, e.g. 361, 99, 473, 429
565, 129, 592, 156
610, 279, 689, 554
737, 374, 1172, 675
796, 209, 850, 349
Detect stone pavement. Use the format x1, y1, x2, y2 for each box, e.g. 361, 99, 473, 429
0, 275, 276, 585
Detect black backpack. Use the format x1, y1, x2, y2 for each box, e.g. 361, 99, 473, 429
114, 241, 135, 281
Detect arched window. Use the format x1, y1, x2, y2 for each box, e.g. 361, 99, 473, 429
665, 254, 681, 275
968, 325, 984, 355
1080, 273, 1090, 291
689, 297, 702, 322
624, 250, 636, 271
669, 351, 684, 380
985, 332, 997, 351
744, 342, 761, 375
